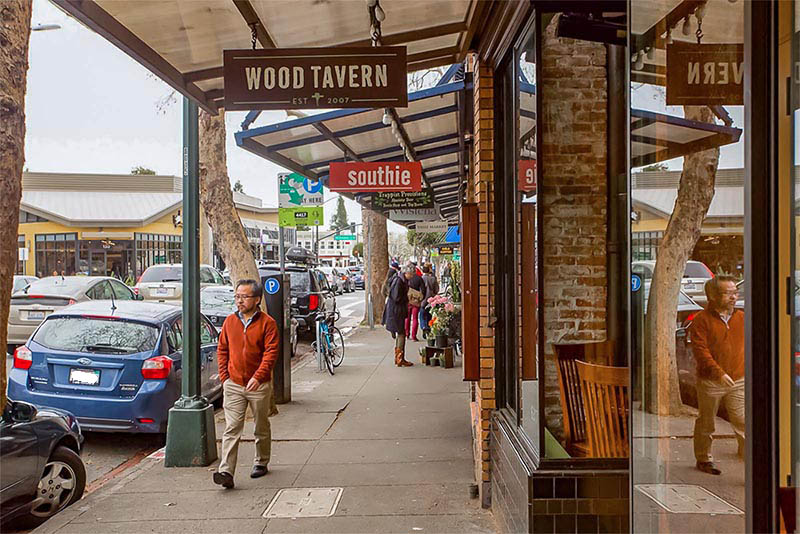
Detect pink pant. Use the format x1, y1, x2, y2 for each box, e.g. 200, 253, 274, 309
405, 305, 420, 339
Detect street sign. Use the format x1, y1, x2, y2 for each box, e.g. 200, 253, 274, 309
415, 221, 448, 233
334, 234, 356, 241
279, 207, 324, 227
265, 278, 281, 295
373, 189, 433, 211
223, 47, 408, 110
518, 159, 536, 192
18, 248, 28, 261
631, 274, 642, 293
388, 208, 438, 221
666, 42, 744, 106
329, 162, 422, 193
438, 246, 455, 255
279, 172, 323, 227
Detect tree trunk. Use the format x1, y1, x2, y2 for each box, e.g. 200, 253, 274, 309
362, 206, 389, 323
0, 1, 32, 413
198, 109, 277, 414
643, 106, 720, 415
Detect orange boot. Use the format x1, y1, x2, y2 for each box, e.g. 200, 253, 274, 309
397, 348, 413, 367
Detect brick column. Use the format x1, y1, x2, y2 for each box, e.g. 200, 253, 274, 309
469, 58, 496, 508
540, 17, 609, 439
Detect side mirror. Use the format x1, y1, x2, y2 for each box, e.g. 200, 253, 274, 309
10, 401, 37, 423
135, 293, 145, 301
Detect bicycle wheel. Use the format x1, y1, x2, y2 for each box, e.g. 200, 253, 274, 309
323, 340, 335, 375
329, 326, 345, 367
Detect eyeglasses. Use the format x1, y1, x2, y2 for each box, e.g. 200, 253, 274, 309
721, 291, 739, 297
234, 294, 258, 301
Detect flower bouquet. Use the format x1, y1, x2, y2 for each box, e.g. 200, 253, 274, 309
427, 294, 459, 347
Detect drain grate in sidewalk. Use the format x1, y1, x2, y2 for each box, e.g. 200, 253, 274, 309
636, 484, 743, 514
263, 487, 343, 519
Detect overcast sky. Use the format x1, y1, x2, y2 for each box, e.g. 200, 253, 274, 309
24, 0, 404, 232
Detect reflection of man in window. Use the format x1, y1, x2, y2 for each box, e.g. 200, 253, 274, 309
689, 276, 744, 475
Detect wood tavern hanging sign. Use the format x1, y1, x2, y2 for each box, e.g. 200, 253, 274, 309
666, 42, 744, 106
223, 47, 408, 110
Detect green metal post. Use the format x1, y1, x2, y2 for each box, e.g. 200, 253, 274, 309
164, 97, 218, 467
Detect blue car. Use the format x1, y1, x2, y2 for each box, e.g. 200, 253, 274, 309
7, 300, 222, 433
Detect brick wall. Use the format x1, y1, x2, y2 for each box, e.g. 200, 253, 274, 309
470, 58, 496, 508
540, 17, 609, 440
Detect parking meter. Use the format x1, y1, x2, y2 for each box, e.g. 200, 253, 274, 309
261, 272, 291, 404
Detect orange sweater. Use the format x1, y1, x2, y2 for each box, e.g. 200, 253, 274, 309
217, 311, 280, 386
688, 308, 745, 381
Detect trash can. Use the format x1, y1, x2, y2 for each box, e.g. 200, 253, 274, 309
260, 272, 291, 404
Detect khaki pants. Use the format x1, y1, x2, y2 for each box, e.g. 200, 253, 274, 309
218, 379, 272, 475
693, 377, 745, 463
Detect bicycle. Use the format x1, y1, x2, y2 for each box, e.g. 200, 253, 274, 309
313, 310, 345, 375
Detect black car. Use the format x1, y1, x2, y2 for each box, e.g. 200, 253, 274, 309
258, 264, 335, 336
0, 400, 86, 528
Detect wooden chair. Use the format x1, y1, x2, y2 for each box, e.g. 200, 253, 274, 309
575, 360, 629, 458
554, 341, 615, 457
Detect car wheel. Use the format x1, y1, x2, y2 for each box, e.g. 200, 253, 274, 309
29, 446, 86, 522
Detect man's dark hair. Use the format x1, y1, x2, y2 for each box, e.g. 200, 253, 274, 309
236, 279, 263, 298
704, 275, 737, 300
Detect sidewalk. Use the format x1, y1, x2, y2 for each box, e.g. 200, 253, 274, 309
35, 327, 494, 534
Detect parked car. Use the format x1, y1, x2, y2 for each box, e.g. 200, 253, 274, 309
7, 276, 140, 351
258, 264, 336, 337
339, 270, 355, 293
200, 285, 299, 356
0, 399, 85, 527
135, 264, 226, 304
12, 275, 38, 294
7, 300, 222, 433
351, 271, 365, 290
318, 266, 344, 294
632, 260, 714, 304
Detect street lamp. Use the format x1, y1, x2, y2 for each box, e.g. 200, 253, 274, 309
32, 23, 61, 31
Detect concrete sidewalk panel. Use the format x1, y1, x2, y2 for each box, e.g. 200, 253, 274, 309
344, 392, 468, 414
293, 459, 474, 487
264, 512, 495, 533
69, 488, 277, 523
55, 519, 267, 534
334, 484, 479, 516
115, 464, 302, 494
307, 438, 473, 465
323, 411, 471, 440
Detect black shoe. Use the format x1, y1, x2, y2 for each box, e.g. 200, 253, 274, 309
213, 471, 235, 488
250, 465, 269, 478
696, 461, 722, 475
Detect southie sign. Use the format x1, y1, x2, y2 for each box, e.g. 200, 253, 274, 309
223, 47, 408, 110
329, 162, 422, 193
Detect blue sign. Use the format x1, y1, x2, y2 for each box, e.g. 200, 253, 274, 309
265, 278, 281, 295
631, 274, 642, 293
303, 177, 323, 194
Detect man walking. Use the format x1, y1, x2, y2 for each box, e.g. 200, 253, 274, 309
213, 279, 279, 489
689, 276, 745, 475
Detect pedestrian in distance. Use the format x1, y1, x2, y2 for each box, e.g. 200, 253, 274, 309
213, 279, 280, 489
382, 260, 400, 299
405, 262, 425, 342
384, 264, 414, 367
420, 264, 439, 338
689, 276, 745, 476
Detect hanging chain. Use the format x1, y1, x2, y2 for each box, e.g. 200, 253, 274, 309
250, 22, 258, 50
695, 19, 703, 44
369, 2, 382, 47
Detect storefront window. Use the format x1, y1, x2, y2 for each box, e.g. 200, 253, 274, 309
135, 233, 181, 278
35, 233, 77, 277
631, 1, 746, 531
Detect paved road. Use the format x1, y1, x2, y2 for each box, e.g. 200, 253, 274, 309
334, 289, 367, 331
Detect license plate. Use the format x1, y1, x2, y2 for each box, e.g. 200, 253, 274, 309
26, 311, 45, 321
155, 287, 169, 296
69, 368, 100, 386
684, 283, 696, 290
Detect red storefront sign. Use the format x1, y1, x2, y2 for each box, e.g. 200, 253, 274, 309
328, 162, 423, 192
518, 159, 537, 192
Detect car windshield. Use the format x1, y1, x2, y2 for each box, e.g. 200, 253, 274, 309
678, 292, 694, 306
288, 272, 310, 294
23, 277, 87, 295
140, 266, 182, 283
32, 317, 160, 355
201, 290, 235, 309
13, 277, 31, 293
684, 262, 712, 278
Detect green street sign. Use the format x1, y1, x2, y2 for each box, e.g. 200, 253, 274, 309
279, 206, 323, 227
334, 234, 356, 241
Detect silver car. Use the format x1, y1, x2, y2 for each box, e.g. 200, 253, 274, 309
135, 264, 226, 304
12, 275, 38, 294
7, 276, 139, 348
632, 260, 714, 304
